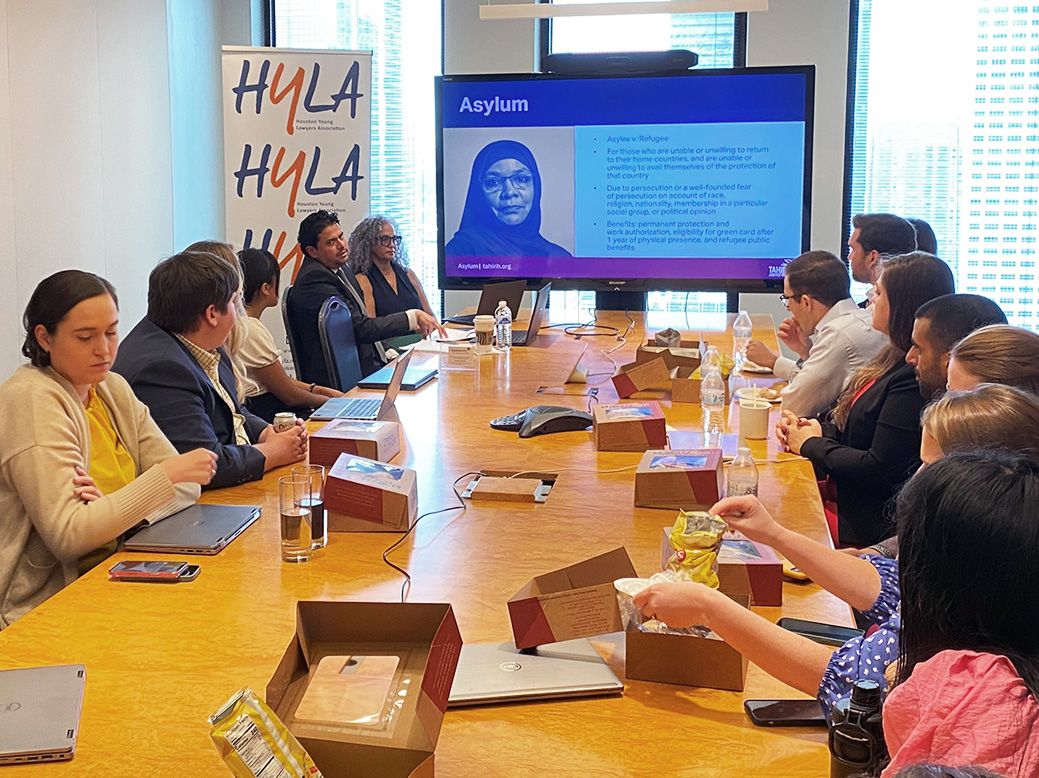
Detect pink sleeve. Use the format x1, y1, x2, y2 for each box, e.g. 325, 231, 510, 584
882, 650, 1039, 777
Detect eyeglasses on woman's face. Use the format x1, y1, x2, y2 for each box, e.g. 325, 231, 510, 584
377, 235, 402, 248
481, 171, 534, 194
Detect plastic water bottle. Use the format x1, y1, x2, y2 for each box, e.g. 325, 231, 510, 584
494, 299, 512, 352
700, 348, 726, 443
726, 446, 759, 497
733, 310, 753, 367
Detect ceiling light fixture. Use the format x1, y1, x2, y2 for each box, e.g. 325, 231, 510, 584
480, 1, 768, 21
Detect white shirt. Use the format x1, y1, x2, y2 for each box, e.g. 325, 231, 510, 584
235, 316, 282, 399
776, 298, 887, 418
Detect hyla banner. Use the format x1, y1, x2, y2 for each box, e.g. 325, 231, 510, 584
222, 45, 372, 284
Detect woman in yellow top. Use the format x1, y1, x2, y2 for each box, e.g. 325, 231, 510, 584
0, 270, 217, 628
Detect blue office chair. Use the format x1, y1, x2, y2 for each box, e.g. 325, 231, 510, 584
281, 284, 303, 379
318, 296, 363, 392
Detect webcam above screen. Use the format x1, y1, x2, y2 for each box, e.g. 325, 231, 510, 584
434, 64, 814, 295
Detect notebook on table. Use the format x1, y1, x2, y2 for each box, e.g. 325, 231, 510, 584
447, 637, 623, 707
0, 664, 86, 765
123, 504, 260, 555
311, 350, 412, 420
512, 282, 551, 347
443, 279, 526, 326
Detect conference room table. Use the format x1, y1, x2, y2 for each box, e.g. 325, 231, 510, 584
0, 311, 852, 777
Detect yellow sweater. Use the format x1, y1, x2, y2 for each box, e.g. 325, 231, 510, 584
0, 366, 200, 628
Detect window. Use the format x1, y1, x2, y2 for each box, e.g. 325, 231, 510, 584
272, 0, 443, 314
549, 1, 743, 315
848, 1, 1038, 330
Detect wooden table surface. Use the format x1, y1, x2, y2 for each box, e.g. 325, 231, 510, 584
0, 312, 846, 777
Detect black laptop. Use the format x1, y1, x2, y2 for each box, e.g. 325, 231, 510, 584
512, 282, 551, 347
444, 279, 526, 325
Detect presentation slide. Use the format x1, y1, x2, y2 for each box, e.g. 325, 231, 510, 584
439, 72, 809, 282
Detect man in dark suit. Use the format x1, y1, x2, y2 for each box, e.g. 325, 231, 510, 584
288, 210, 444, 383
114, 251, 307, 489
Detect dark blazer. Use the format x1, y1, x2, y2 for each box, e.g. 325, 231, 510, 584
800, 360, 924, 547
112, 318, 268, 489
287, 257, 410, 382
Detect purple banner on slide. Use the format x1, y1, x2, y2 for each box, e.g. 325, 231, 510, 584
446, 255, 788, 281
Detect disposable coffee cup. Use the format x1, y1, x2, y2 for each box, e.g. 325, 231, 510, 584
738, 398, 771, 440
474, 315, 495, 354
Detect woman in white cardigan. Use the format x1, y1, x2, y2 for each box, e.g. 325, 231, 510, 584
0, 270, 216, 628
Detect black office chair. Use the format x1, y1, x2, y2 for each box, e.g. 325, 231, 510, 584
318, 296, 363, 392
281, 284, 303, 378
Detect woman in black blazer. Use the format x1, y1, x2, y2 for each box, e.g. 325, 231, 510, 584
780, 252, 956, 547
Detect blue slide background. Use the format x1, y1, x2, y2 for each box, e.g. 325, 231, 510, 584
574, 122, 804, 259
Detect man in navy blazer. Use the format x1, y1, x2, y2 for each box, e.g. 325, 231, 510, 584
114, 251, 307, 489
288, 210, 445, 383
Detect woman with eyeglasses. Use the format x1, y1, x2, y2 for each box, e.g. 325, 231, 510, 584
445, 139, 573, 260
348, 215, 434, 319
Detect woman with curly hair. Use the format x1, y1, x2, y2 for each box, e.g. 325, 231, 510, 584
348, 216, 434, 319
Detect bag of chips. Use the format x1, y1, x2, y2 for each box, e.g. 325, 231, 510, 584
665, 510, 729, 589
210, 687, 322, 778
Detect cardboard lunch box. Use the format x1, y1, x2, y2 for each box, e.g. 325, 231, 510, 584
671, 366, 733, 405
507, 547, 638, 650
636, 340, 702, 371
309, 418, 402, 468
324, 452, 417, 532
610, 356, 672, 399
267, 601, 462, 778
633, 449, 723, 510
592, 401, 668, 452
624, 586, 751, 691
660, 528, 783, 607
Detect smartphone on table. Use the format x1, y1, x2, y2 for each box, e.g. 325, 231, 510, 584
776, 617, 864, 647
744, 698, 826, 727
109, 560, 201, 583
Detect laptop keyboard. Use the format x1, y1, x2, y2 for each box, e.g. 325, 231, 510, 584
338, 397, 381, 418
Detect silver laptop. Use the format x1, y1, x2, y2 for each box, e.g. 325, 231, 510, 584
512, 282, 551, 347
123, 504, 260, 555
448, 638, 623, 707
310, 350, 412, 421
0, 665, 86, 765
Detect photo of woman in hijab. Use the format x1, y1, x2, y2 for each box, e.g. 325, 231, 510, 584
445, 139, 574, 259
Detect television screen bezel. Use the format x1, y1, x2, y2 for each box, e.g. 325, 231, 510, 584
435, 65, 815, 294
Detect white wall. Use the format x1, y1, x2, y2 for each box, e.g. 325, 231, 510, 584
0, 0, 174, 380
0, 0, 265, 380
169, 0, 226, 248
167, 0, 263, 247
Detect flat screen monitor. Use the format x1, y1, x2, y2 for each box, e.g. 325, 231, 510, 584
435, 66, 814, 293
